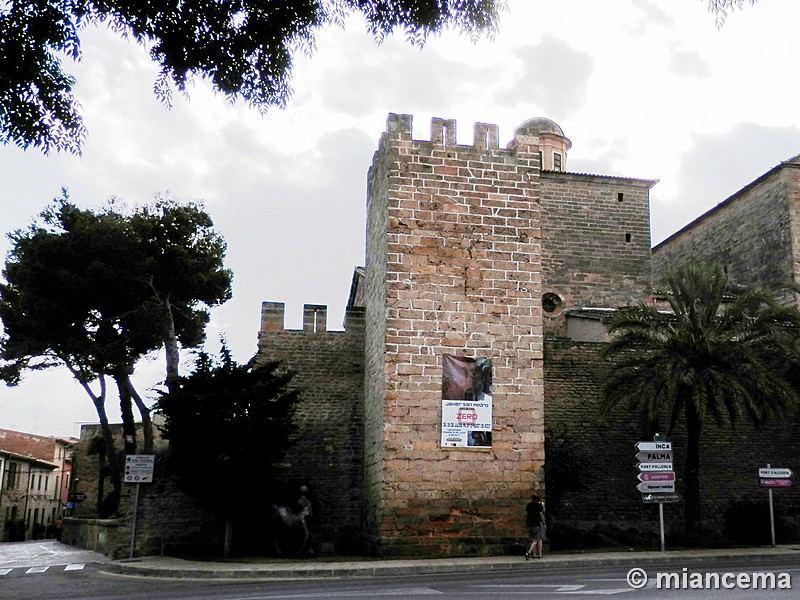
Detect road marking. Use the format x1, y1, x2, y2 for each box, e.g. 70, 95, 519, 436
65, 563, 85, 571
0, 568, 12, 575
26, 566, 49, 574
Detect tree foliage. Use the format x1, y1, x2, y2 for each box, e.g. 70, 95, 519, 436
601, 263, 800, 534
0, 193, 231, 513
156, 347, 299, 520
1, 0, 504, 154
707, 0, 758, 27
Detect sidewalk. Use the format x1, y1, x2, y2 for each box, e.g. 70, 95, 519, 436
103, 545, 800, 580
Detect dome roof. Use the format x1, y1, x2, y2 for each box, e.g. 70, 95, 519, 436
514, 117, 565, 138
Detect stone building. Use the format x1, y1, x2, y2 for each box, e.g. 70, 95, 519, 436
653, 154, 800, 298
0, 428, 76, 541
258, 114, 661, 556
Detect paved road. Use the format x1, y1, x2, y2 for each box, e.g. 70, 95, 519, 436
3, 541, 800, 599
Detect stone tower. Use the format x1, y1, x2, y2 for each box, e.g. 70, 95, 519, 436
362, 114, 551, 555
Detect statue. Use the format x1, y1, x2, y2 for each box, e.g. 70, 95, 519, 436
271, 484, 314, 556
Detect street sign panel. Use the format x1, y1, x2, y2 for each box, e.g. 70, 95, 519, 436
642, 492, 681, 504
637, 462, 674, 472
638, 471, 675, 483
760, 478, 792, 489
635, 451, 673, 463
637, 481, 676, 493
635, 441, 672, 452
124, 454, 155, 483
759, 468, 793, 479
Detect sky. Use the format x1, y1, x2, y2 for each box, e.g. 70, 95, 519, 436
2, 0, 800, 439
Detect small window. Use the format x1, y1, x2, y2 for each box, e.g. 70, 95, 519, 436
625, 233, 632, 243
618, 192, 624, 202
553, 152, 562, 171
542, 292, 564, 316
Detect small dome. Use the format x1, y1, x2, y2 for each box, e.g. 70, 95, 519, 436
514, 117, 565, 138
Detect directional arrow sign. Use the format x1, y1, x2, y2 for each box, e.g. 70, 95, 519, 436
635, 451, 673, 463
642, 492, 682, 504
637, 462, 674, 472
637, 481, 676, 493
760, 478, 792, 489
638, 471, 675, 483
635, 441, 672, 452
759, 468, 793, 479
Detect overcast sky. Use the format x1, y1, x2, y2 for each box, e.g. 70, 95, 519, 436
3, 0, 800, 438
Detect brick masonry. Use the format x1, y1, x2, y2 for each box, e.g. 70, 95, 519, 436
653, 157, 800, 298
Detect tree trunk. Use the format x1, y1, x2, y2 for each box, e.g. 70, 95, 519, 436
82, 376, 122, 517
115, 370, 138, 455
124, 374, 154, 453
161, 297, 181, 394
684, 406, 702, 536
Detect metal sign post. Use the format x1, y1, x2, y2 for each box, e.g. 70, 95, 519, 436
125, 455, 155, 559
759, 464, 793, 547
636, 434, 678, 552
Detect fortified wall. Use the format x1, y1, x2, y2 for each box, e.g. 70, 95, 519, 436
257, 302, 366, 552
652, 155, 800, 297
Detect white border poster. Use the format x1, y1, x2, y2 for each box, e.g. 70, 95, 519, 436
441, 355, 493, 448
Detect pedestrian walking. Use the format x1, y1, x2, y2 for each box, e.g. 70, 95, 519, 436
525, 494, 545, 560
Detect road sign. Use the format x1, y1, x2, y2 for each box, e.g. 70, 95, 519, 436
759, 468, 793, 479
637, 462, 673, 472
637, 481, 676, 493
642, 492, 681, 504
68, 492, 87, 502
124, 454, 155, 483
635, 441, 672, 452
635, 451, 673, 463
760, 478, 792, 489
638, 471, 675, 483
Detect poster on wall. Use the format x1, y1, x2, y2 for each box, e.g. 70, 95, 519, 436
441, 355, 493, 448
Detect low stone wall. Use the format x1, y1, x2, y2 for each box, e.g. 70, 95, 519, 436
62, 518, 123, 557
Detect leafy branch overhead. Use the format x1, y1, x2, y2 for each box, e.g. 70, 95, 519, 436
0, 0, 505, 154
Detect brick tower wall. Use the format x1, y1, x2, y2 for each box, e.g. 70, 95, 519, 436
257, 302, 366, 551
540, 172, 654, 328
364, 114, 546, 556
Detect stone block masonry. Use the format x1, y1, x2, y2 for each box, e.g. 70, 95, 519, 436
363, 114, 548, 556
257, 302, 366, 552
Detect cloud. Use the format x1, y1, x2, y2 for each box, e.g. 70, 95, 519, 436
309, 35, 496, 117
651, 122, 800, 244
668, 47, 711, 78
629, 0, 674, 34
496, 35, 593, 119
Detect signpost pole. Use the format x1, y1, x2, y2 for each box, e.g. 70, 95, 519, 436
659, 503, 665, 552
129, 483, 140, 559
767, 464, 776, 548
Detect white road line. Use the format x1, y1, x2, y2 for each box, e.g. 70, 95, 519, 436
26, 566, 49, 574
0, 568, 12, 575
64, 563, 85, 571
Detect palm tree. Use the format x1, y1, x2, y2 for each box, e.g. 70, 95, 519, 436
602, 263, 800, 534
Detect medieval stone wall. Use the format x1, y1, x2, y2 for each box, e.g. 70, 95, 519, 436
363, 114, 546, 556
652, 163, 800, 297
540, 172, 654, 317
544, 336, 800, 548
257, 302, 366, 552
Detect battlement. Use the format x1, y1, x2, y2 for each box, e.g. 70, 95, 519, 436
260, 301, 365, 335
385, 113, 570, 160
386, 113, 500, 150
260, 302, 327, 333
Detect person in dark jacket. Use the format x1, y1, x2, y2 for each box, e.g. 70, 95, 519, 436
525, 494, 545, 560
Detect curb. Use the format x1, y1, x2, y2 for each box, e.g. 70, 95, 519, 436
101, 547, 800, 580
